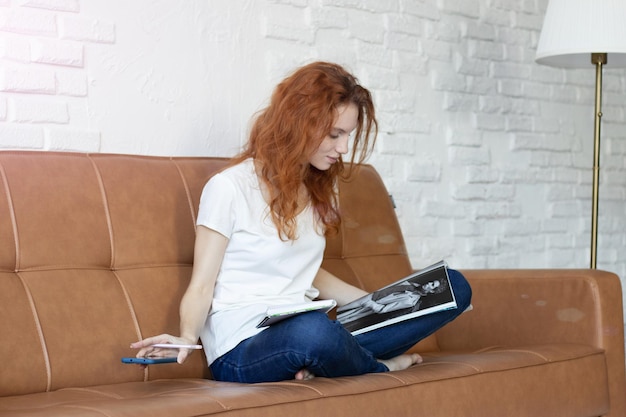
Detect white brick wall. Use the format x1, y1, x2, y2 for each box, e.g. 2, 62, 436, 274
0, 0, 103, 151
0, 0, 625, 334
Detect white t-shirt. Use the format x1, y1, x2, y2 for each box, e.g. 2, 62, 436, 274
196, 159, 325, 365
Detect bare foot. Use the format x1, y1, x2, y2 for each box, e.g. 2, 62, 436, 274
379, 353, 423, 372
295, 368, 315, 380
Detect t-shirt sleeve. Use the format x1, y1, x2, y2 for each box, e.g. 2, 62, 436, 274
196, 173, 237, 239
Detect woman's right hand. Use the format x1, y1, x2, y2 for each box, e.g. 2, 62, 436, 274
130, 334, 198, 364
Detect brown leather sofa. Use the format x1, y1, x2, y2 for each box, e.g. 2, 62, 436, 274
0, 151, 624, 417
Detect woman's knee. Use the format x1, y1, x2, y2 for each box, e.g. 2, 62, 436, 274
447, 269, 472, 310
286, 312, 350, 357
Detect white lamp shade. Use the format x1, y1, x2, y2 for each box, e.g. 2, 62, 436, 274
536, 0, 626, 68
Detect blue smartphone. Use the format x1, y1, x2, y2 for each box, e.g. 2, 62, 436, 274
121, 357, 177, 365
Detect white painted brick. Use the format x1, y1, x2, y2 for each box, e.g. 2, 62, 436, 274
360, 66, 399, 90
0, 34, 31, 62
505, 115, 533, 132
531, 66, 563, 84
452, 183, 514, 201
356, 41, 393, 68
466, 166, 499, 183
505, 45, 529, 63
307, 6, 349, 29
504, 219, 541, 236
530, 152, 574, 168
541, 218, 570, 234
422, 39, 452, 61
452, 220, 482, 237
467, 236, 500, 255
551, 201, 582, 218
31, 38, 83, 67
377, 132, 416, 155
479, 95, 512, 114
0, 123, 44, 148
407, 159, 441, 182
0, 65, 56, 94
431, 71, 467, 92
498, 79, 523, 97
17, 0, 79, 12
546, 184, 575, 200
499, 235, 546, 255
422, 201, 466, 219
492, 62, 532, 80
0, 97, 6, 120
315, 29, 357, 63
513, 11, 543, 30
267, 0, 307, 7
11, 97, 68, 123
474, 202, 522, 219
602, 106, 625, 124
443, 92, 479, 112
455, 53, 489, 76
468, 77, 497, 95
439, 0, 480, 18
374, 89, 415, 112
424, 20, 460, 42
401, 0, 440, 20
0, 8, 57, 36
55, 69, 87, 96
482, 7, 513, 26
464, 21, 495, 41
533, 117, 560, 134
46, 127, 100, 152
385, 13, 421, 36
473, 113, 506, 131
263, 21, 314, 44
446, 127, 483, 147
551, 85, 580, 104
393, 50, 428, 74
412, 236, 458, 262
58, 15, 115, 43
449, 146, 491, 165
468, 40, 505, 61
512, 133, 572, 152
320, 0, 399, 14
386, 113, 431, 133
385, 31, 419, 52
349, 11, 385, 43
497, 27, 531, 46
495, 0, 538, 13
511, 98, 540, 116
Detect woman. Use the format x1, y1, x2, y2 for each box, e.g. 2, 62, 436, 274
132, 61, 472, 383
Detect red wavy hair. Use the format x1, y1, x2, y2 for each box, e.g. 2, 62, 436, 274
230, 62, 378, 240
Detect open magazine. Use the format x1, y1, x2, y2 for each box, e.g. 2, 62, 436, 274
256, 299, 337, 328
336, 260, 457, 335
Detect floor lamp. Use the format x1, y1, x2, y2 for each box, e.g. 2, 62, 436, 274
535, 0, 626, 269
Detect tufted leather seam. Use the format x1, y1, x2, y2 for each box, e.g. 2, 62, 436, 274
0, 159, 19, 272
87, 154, 116, 269
15, 272, 52, 392
171, 158, 198, 232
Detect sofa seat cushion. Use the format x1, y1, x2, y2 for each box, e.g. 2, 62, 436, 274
0, 343, 608, 417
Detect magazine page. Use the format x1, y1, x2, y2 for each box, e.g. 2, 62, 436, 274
336, 261, 456, 335
256, 299, 337, 328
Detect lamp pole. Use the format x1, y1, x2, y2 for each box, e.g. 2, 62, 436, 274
590, 52, 606, 269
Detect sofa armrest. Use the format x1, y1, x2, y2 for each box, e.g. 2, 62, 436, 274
438, 269, 623, 349
436, 269, 626, 416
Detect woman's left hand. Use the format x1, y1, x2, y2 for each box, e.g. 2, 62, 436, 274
130, 334, 197, 364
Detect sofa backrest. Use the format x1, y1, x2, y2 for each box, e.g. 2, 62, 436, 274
0, 152, 418, 396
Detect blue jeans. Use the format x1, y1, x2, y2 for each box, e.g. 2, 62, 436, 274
210, 269, 472, 383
